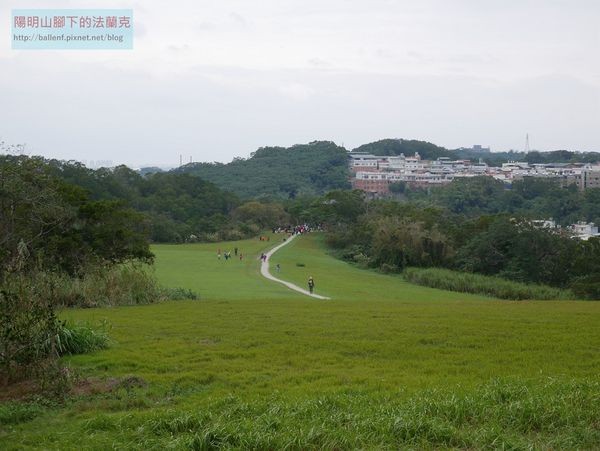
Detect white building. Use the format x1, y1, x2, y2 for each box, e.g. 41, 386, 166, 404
569, 222, 600, 240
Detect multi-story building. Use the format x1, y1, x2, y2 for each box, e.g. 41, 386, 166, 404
569, 222, 600, 240
349, 153, 600, 195
575, 170, 600, 190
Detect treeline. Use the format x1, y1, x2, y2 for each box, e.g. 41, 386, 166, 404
177, 141, 350, 199
2, 155, 299, 244
42, 159, 239, 242
287, 189, 600, 299
407, 176, 600, 226
352, 138, 455, 160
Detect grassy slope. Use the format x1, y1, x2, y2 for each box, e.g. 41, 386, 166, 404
151, 236, 301, 301
1, 234, 599, 449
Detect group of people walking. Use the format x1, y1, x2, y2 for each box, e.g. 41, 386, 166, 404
272, 223, 323, 236
215, 234, 319, 295
217, 247, 243, 261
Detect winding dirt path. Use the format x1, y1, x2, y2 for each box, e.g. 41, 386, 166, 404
260, 234, 331, 300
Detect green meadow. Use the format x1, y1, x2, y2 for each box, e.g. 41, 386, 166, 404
1, 233, 600, 449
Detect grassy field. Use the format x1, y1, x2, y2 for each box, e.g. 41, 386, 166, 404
1, 233, 599, 449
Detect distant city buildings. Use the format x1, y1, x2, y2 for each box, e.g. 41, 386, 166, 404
569, 222, 600, 240
82, 159, 114, 169
530, 219, 600, 241
459, 144, 491, 153
349, 152, 600, 195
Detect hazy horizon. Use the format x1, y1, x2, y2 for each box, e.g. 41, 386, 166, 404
1, 0, 599, 167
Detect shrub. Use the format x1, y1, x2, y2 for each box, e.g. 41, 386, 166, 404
570, 274, 600, 300
56, 321, 110, 356
403, 267, 575, 300
0, 287, 60, 384
0, 402, 47, 425
35, 265, 167, 308
161, 287, 199, 301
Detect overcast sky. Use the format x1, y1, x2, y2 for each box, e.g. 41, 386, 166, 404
1, 0, 599, 167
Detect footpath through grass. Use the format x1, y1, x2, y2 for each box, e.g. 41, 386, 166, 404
1, 233, 599, 449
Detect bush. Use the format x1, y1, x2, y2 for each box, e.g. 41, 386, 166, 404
403, 267, 575, 300
56, 321, 110, 356
34, 265, 167, 308
0, 288, 59, 384
570, 274, 600, 300
0, 402, 47, 425
161, 287, 199, 301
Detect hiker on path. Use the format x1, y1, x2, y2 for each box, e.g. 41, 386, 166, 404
234, 247, 238, 256
276, 263, 281, 273
308, 276, 315, 294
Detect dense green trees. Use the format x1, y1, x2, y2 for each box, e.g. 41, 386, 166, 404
299, 189, 600, 298
41, 159, 241, 242
178, 141, 350, 199
0, 156, 153, 277
0, 154, 155, 387
232, 201, 290, 229
408, 176, 600, 226
352, 139, 454, 160
370, 217, 453, 271
455, 218, 577, 287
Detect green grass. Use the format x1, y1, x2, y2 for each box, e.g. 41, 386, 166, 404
1, 233, 599, 449
403, 266, 575, 300
151, 234, 303, 301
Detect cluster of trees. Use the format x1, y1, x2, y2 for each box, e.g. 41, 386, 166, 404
352, 139, 455, 160
286, 189, 600, 299
0, 155, 153, 278
0, 154, 155, 387
3, 155, 304, 245
178, 141, 350, 199
42, 160, 240, 243
409, 177, 600, 226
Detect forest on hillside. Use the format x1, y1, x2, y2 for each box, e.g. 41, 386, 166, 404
177, 141, 350, 199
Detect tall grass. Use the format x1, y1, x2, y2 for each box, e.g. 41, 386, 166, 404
403, 267, 575, 300
140, 378, 599, 449
56, 321, 110, 356
50, 265, 167, 308
14, 265, 200, 308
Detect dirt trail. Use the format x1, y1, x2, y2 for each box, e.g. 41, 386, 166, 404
260, 234, 331, 300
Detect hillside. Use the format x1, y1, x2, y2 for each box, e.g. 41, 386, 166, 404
3, 233, 599, 449
177, 141, 350, 199
39, 158, 240, 242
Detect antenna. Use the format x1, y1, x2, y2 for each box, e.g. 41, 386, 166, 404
525, 133, 530, 153
179, 154, 183, 166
